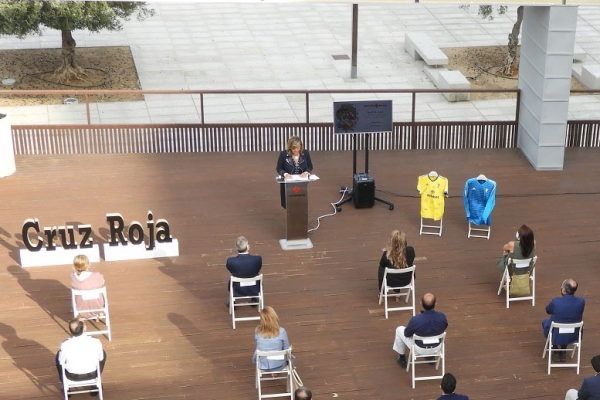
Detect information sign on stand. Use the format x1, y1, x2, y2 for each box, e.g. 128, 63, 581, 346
333, 100, 393, 134
332, 100, 395, 210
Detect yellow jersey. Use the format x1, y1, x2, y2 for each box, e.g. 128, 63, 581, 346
417, 174, 449, 220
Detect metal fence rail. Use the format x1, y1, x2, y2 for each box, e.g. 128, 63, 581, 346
5, 88, 600, 155
11, 121, 519, 155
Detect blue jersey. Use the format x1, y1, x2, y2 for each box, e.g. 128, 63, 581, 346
463, 178, 496, 226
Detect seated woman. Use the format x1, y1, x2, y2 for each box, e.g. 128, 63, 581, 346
497, 224, 536, 273
253, 306, 291, 371
377, 230, 416, 291
71, 254, 105, 319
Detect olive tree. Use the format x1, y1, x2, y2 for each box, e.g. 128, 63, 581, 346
0, 1, 154, 82
460, 5, 524, 76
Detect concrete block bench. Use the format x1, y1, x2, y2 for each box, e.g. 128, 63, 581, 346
404, 32, 448, 66
573, 43, 586, 62
438, 71, 470, 102
581, 64, 600, 89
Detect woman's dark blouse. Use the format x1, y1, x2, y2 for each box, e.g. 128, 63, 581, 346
276, 150, 313, 176
377, 246, 416, 290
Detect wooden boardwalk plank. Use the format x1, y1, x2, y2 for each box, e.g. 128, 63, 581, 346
0, 148, 599, 399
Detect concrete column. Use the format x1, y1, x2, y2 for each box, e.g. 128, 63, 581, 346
0, 112, 16, 177
517, 5, 578, 170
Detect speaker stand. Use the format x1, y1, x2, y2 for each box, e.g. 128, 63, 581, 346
334, 133, 394, 211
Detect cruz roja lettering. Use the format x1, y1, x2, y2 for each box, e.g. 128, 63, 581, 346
22, 219, 93, 251
21, 211, 173, 252
106, 211, 172, 250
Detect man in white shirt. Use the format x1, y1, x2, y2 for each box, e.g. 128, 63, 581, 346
55, 318, 106, 396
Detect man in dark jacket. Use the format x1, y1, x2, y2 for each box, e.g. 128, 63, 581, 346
565, 355, 600, 400
226, 236, 262, 305
393, 293, 448, 368
437, 373, 469, 400
542, 279, 585, 362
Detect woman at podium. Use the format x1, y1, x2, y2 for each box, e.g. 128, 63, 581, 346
276, 136, 313, 208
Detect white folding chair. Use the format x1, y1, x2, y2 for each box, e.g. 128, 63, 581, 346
229, 274, 264, 329
61, 361, 103, 400
542, 321, 584, 375
378, 266, 416, 319
420, 217, 443, 236
255, 347, 294, 400
71, 286, 111, 341
468, 222, 491, 239
407, 332, 446, 389
497, 256, 537, 308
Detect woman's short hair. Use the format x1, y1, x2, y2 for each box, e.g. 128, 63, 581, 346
256, 306, 281, 338
286, 136, 304, 155
73, 254, 90, 275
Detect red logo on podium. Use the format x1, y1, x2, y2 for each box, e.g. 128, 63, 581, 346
293, 186, 301, 194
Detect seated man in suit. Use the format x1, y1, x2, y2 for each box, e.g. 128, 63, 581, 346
226, 236, 262, 306
393, 292, 448, 368
542, 278, 585, 362
55, 318, 106, 396
437, 373, 469, 400
565, 355, 600, 400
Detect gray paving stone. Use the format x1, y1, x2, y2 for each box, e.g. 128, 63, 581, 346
1, 3, 599, 125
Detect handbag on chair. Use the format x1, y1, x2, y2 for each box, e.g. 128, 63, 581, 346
509, 273, 530, 296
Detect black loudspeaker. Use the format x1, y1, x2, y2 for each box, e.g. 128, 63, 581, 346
353, 173, 375, 208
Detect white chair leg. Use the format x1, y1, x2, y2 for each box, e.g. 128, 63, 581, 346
384, 292, 389, 319
531, 273, 536, 306
497, 275, 504, 296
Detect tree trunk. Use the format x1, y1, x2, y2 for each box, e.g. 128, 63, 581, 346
54, 29, 86, 83
500, 6, 524, 76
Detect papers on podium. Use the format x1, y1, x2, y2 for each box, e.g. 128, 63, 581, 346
275, 174, 319, 182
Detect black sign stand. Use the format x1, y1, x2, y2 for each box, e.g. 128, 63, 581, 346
334, 133, 394, 211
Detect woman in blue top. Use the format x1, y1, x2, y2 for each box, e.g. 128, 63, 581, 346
253, 306, 291, 371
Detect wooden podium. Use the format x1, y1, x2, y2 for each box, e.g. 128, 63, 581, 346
278, 177, 313, 250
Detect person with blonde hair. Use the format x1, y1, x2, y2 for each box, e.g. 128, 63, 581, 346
276, 136, 314, 208
253, 306, 291, 371
377, 230, 416, 291
71, 255, 105, 319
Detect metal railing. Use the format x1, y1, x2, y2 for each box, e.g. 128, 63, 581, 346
4, 88, 599, 154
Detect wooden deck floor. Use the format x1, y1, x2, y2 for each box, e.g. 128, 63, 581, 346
1, 147, 600, 400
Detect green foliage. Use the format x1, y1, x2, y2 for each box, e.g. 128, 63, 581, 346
0, 1, 154, 38
459, 4, 508, 21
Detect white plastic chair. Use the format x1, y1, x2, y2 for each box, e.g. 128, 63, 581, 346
378, 266, 416, 319
229, 274, 264, 329
542, 321, 584, 375
497, 256, 537, 308
255, 347, 294, 400
407, 332, 446, 389
71, 286, 111, 341
61, 360, 103, 400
